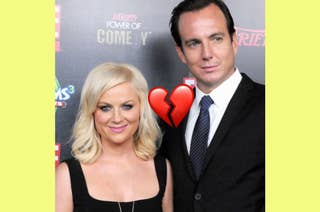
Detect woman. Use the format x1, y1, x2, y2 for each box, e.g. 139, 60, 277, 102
56, 62, 173, 212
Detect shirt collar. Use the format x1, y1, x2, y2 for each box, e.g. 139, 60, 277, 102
194, 68, 242, 108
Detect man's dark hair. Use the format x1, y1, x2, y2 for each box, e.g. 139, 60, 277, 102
170, 0, 236, 48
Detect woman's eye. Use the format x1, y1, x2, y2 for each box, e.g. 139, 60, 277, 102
122, 104, 133, 111
99, 105, 112, 112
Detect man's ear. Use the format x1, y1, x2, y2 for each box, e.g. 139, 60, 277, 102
232, 32, 238, 56
175, 45, 187, 64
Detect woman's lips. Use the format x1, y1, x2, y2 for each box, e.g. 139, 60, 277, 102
109, 125, 128, 133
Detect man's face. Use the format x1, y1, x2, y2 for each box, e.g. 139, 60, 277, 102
176, 3, 238, 93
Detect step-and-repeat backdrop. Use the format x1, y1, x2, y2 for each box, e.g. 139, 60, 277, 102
55, 0, 265, 164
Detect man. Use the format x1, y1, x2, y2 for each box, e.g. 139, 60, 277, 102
160, 0, 265, 211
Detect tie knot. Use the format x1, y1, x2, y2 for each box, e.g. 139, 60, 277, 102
200, 95, 213, 111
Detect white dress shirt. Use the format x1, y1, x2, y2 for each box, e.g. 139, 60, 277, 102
185, 68, 242, 153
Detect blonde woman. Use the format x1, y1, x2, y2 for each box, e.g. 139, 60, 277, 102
56, 62, 173, 212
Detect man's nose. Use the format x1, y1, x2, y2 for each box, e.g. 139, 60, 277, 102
202, 41, 213, 61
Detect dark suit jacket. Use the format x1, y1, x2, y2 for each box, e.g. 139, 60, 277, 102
160, 74, 265, 212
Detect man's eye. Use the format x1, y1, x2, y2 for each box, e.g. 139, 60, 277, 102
187, 40, 200, 48
99, 105, 112, 112
213, 36, 223, 43
122, 104, 133, 111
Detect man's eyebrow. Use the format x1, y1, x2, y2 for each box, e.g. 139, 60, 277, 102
209, 32, 225, 38
184, 38, 200, 45
184, 32, 226, 44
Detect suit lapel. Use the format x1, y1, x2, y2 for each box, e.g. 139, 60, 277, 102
202, 74, 255, 172
179, 110, 198, 181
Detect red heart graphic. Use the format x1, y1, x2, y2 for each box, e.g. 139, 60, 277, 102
148, 87, 172, 126
148, 84, 194, 127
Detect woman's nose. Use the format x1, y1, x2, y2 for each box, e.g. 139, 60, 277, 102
112, 109, 123, 123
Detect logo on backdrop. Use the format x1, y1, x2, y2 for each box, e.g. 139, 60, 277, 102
55, 77, 75, 109
236, 27, 265, 47
97, 13, 152, 47
55, 144, 61, 166
55, 4, 61, 52
183, 77, 196, 88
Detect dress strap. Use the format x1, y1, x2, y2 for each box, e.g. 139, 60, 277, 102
154, 154, 167, 198
64, 158, 88, 204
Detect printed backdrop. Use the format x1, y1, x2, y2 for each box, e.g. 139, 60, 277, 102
55, 0, 265, 164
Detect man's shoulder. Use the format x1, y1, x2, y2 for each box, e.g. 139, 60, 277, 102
240, 73, 265, 95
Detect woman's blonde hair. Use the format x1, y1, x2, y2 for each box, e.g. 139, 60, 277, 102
71, 62, 161, 164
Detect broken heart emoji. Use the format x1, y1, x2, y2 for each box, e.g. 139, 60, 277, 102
148, 84, 194, 127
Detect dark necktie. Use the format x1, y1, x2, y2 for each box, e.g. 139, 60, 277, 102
190, 95, 213, 179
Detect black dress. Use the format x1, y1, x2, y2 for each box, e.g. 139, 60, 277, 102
64, 154, 167, 212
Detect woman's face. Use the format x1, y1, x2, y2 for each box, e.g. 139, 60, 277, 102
94, 82, 140, 146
